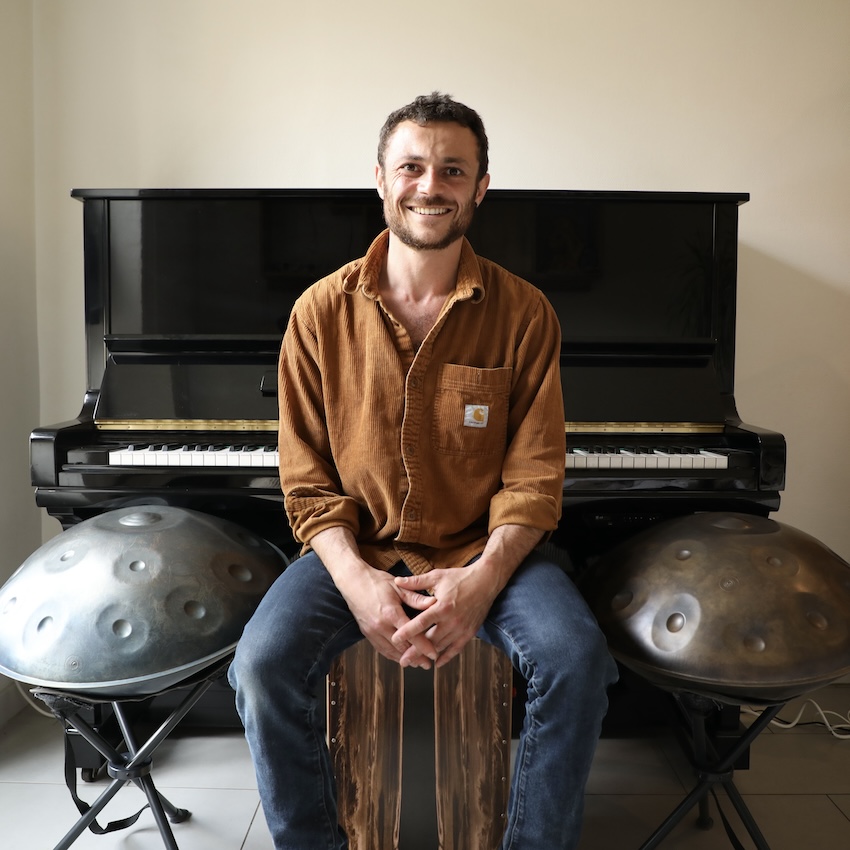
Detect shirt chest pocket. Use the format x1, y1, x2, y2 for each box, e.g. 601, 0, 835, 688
432, 364, 512, 457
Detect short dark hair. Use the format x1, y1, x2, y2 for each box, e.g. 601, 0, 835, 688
377, 92, 489, 181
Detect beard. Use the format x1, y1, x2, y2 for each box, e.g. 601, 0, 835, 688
382, 188, 479, 252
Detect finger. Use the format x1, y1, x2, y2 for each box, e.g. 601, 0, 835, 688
390, 622, 438, 661
365, 636, 403, 664
434, 638, 469, 668
392, 610, 437, 646
394, 574, 437, 595
395, 586, 437, 610
399, 645, 433, 670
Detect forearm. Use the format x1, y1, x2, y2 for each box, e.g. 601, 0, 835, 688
308, 526, 438, 667
307, 526, 372, 595
470, 523, 544, 598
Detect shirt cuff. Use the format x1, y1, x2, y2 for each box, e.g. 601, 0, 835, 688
284, 494, 361, 544
487, 490, 561, 535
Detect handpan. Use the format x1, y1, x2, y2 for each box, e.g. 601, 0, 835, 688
582, 512, 850, 703
0, 505, 286, 696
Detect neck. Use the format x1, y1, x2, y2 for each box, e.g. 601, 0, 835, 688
383, 232, 464, 299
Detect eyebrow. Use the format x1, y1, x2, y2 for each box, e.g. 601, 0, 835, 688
397, 154, 471, 166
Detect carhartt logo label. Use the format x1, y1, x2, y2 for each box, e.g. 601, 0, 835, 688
463, 404, 489, 428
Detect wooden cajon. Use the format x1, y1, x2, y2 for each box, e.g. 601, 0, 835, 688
327, 638, 513, 850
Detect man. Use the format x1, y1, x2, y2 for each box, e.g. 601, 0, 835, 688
229, 92, 617, 850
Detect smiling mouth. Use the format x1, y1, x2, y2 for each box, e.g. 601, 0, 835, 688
409, 206, 451, 216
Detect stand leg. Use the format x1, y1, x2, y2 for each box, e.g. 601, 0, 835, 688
638, 701, 785, 850
689, 704, 714, 830
638, 779, 715, 850
52, 780, 126, 850
722, 779, 772, 850
136, 775, 180, 850
41, 662, 228, 850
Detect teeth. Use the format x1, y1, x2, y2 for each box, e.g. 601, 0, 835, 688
411, 207, 449, 216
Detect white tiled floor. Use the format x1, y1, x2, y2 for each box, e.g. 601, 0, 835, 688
1, 686, 850, 849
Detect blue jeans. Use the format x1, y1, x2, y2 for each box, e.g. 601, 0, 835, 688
228, 550, 618, 849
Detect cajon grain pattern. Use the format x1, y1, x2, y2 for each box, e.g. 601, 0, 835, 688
328, 641, 404, 850
328, 639, 512, 850
434, 639, 512, 850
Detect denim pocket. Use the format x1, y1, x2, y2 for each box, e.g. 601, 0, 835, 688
432, 364, 512, 456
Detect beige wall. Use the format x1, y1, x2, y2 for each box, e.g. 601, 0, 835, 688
2, 0, 848, 716
0, 0, 41, 722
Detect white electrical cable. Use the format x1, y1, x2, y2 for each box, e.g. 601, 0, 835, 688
15, 681, 56, 719
743, 698, 850, 740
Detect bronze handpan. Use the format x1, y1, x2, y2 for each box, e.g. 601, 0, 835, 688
582, 512, 850, 703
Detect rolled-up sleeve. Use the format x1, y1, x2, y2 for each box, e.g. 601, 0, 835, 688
278, 294, 361, 545
488, 294, 564, 534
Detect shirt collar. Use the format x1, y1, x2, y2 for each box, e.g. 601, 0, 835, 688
341, 229, 486, 305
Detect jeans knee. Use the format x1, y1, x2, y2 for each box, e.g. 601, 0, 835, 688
229, 635, 265, 699
577, 618, 617, 681
230, 616, 295, 698
536, 621, 616, 708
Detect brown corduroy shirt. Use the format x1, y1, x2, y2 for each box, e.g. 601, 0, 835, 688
278, 230, 565, 575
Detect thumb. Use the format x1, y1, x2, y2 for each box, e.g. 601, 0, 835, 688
394, 574, 437, 609
397, 588, 436, 610
394, 573, 435, 594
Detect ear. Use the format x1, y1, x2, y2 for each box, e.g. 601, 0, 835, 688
474, 173, 491, 207
375, 164, 385, 200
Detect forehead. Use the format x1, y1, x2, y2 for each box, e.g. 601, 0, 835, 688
383, 120, 479, 166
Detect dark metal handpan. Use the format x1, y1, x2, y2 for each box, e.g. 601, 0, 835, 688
582, 512, 850, 703
0, 506, 286, 696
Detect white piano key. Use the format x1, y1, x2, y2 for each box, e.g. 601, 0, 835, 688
246, 447, 266, 467
565, 452, 586, 469
565, 444, 730, 474
619, 450, 646, 469
651, 450, 673, 469
607, 453, 624, 469
176, 446, 193, 467
700, 450, 728, 469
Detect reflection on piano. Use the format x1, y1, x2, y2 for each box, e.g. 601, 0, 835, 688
31, 188, 785, 564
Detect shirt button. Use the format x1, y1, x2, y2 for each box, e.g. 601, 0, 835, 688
409, 377, 421, 389
407, 509, 418, 522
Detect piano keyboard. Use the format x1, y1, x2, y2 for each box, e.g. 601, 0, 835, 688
565, 447, 728, 470
98, 443, 728, 471
107, 444, 280, 468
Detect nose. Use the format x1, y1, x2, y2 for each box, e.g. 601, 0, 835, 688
416, 167, 441, 195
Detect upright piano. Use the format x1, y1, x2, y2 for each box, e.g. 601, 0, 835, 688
31, 188, 785, 567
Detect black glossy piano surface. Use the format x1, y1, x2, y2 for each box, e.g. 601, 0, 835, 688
31, 188, 785, 565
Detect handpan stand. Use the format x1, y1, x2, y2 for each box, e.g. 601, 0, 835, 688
34, 656, 232, 850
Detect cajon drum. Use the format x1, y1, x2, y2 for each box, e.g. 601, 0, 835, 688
328, 638, 512, 850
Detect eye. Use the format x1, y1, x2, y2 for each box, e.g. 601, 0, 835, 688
446, 167, 464, 177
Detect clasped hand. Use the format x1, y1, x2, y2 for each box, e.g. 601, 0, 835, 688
390, 566, 494, 669
338, 561, 495, 670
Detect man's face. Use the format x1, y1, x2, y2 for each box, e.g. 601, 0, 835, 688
376, 120, 490, 252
